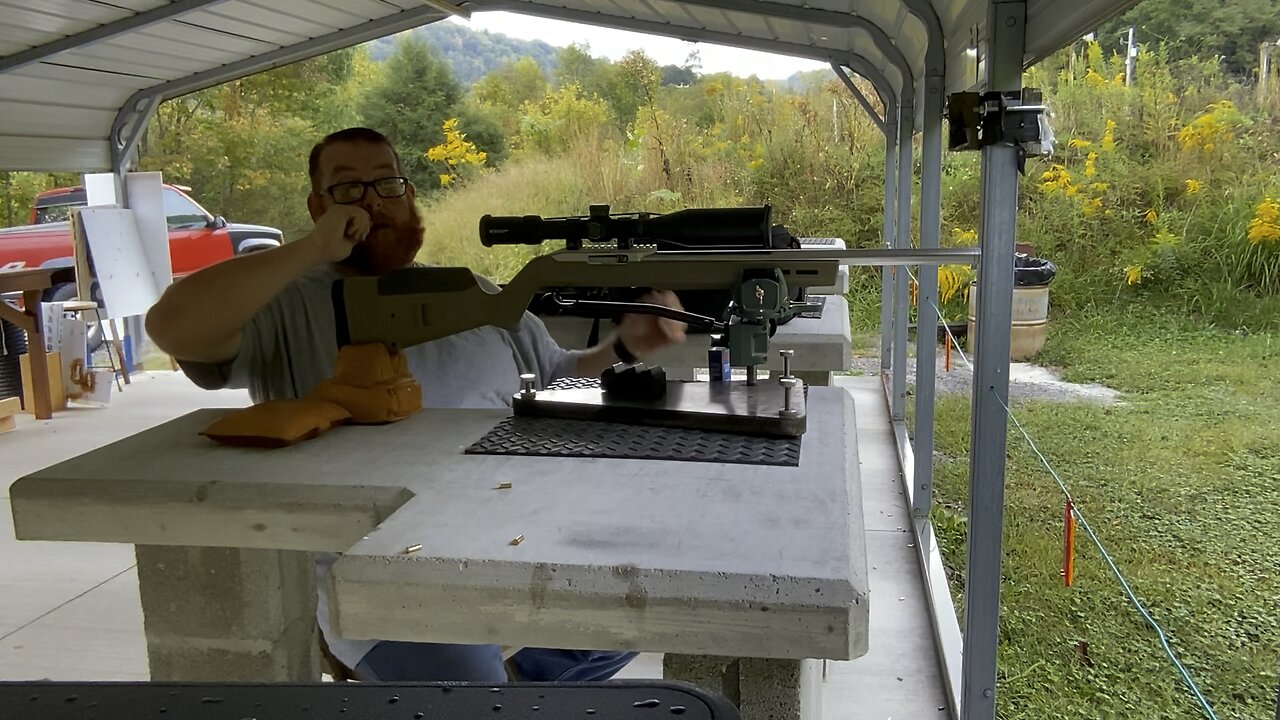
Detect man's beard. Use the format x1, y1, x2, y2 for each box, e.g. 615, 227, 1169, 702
341, 204, 424, 275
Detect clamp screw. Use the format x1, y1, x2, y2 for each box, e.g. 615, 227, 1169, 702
520, 373, 537, 398
780, 377, 800, 418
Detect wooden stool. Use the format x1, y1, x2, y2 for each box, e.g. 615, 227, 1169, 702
59, 300, 128, 390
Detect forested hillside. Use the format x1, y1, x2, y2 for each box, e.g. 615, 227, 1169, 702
363, 22, 557, 85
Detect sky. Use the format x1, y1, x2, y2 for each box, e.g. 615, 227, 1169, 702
446, 11, 829, 80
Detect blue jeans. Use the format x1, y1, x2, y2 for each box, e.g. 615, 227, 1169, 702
355, 641, 637, 683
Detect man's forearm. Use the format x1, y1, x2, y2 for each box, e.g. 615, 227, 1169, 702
573, 332, 626, 378
146, 240, 325, 363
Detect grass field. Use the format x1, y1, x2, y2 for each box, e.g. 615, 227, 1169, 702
928, 309, 1280, 719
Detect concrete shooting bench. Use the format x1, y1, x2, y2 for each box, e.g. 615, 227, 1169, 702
9, 384, 868, 720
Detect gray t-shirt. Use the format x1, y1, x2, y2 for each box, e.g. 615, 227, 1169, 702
179, 264, 582, 671
181, 265, 579, 404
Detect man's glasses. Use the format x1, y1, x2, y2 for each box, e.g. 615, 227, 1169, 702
326, 176, 409, 204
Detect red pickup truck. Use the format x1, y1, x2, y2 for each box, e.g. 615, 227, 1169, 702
1, 183, 282, 305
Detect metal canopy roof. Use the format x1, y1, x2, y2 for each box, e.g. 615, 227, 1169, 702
0, 0, 1138, 173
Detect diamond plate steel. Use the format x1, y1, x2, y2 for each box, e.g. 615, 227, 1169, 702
466, 416, 800, 466
546, 376, 602, 391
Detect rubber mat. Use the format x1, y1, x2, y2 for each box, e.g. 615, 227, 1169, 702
465, 415, 801, 466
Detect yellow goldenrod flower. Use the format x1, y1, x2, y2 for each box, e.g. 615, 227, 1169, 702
1184, 179, 1203, 195
1085, 69, 1107, 88
1084, 151, 1098, 177
950, 228, 978, 244
1082, 197, 1104, 216
1112, 73, 1126, 86
1100, 119, 1117, 152
1177, 101, 1239, 154
938, 265, 973, 304
1068, 138, 1093, 149
425, 117, 488, 187
1039, 165, 1073, 194
1089, 182, 1110, 193
1247, 197, 1280, 245
1144, 208, 1158, 224
1124, 265, 1144, 285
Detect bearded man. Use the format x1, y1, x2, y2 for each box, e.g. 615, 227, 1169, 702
146, 127, 686, 682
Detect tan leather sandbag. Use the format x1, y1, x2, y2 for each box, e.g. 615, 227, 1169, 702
309, 377, 422, 424
201, 399, 351, 448
332, 343, 410, 388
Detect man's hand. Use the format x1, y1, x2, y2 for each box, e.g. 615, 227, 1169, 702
571, 290, 689, 378
616, 290, 688, 358
305, 205, 371, 263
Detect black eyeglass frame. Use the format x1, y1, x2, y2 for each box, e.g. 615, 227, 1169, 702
325, 176, 410, 204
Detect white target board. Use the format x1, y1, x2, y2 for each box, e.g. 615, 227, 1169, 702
75, 207, 163, 319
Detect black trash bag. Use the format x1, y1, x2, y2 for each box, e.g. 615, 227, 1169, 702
1014, 253, 1056, 286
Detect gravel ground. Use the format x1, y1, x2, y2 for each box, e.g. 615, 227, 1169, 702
845, 354, 1122, 405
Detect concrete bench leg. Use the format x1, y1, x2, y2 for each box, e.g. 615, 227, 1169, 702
793, 370, 832, 387
664, 654, 823, 720
135, 545, 320, 681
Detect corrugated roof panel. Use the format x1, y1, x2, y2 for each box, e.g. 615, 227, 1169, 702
0, 22, 47, 45
7, 0, 137, 20
102, 33, 247, 67
179, 10, 314, 45
134, 23, 278, 58
0, 3, 130, 34
204, 1, 348, 38
0, 136, 112, 172
245, 0, 370, 27
81, 0, 173, 11
0, 70, 135, 109
44, 57, 174, 82
3, 62, 156, 90
57, 45, 211, 79
313, 0, 404, 21
0, 100, 117, 137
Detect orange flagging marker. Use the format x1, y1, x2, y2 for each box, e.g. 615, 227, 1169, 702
1062, 499, 1077, 586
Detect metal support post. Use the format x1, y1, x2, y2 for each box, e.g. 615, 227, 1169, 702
891, 104, 914, 421
913, 74, 945, 521
961, 1, 1024, 719
1123, 27, 1137, 87
880, 122, 898, 374
832, 65, 886, 133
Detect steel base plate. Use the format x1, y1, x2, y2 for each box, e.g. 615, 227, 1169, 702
513, 378, 806, 438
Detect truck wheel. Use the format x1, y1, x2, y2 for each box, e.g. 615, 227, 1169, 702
46, 283, 106, 352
